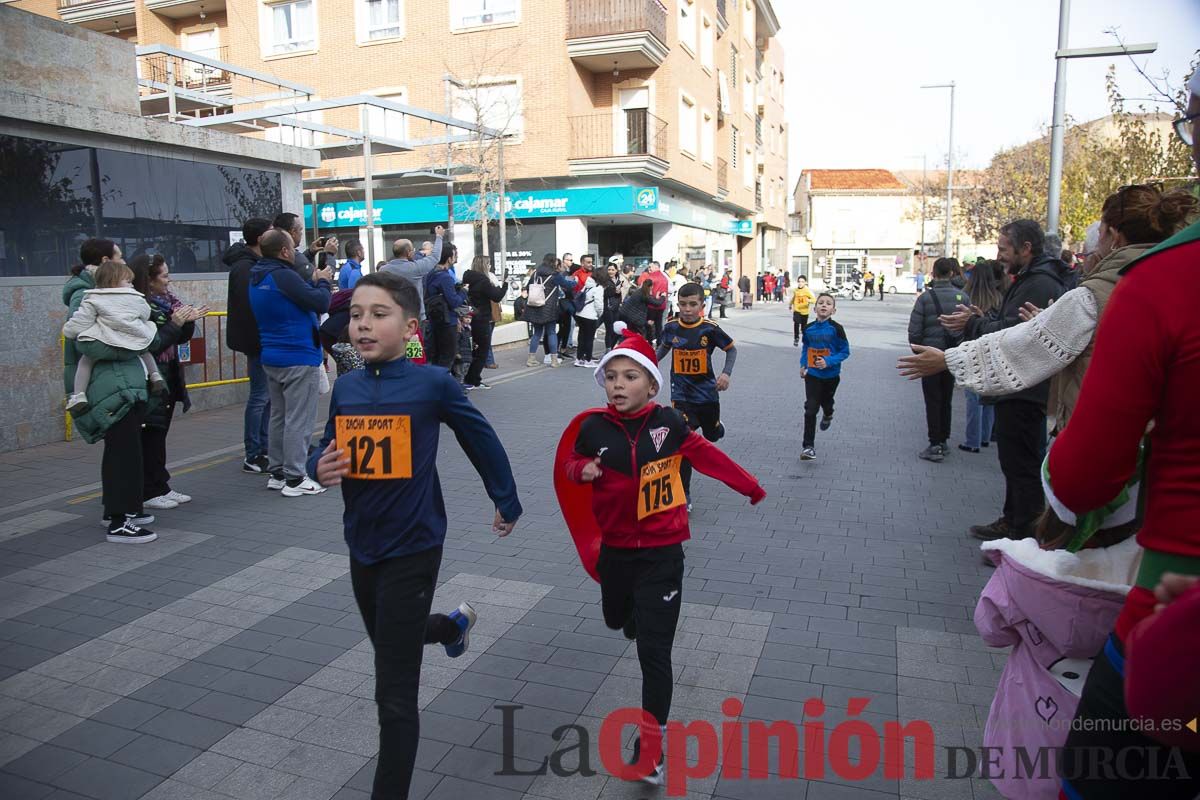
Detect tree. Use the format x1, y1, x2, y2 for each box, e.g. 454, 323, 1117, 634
960, 58, 1197, 245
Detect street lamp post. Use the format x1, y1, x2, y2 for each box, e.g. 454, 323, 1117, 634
1045, 0, 1156, 234
921, 82, 955, 258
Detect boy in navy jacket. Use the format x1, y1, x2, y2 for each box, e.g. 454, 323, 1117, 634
800, 293, 851, 460
310, 271, 521, 799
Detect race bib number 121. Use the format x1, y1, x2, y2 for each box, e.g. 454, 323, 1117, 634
336, 415, 413, 479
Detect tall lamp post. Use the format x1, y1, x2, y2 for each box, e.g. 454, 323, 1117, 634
921, 82, 955, 258
1045, 0, 1156, 235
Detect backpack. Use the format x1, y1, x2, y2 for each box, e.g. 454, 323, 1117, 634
527, 273, 557, 307
423, 271, 450, 324
573, 280, 593, 313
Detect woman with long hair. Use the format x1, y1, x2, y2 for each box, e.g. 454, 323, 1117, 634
524, 253, 573, 367
600, 263, 623, 351
617, 277, 656, 337
956, 259, 1005, 451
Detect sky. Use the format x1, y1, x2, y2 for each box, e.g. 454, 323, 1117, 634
777, 0, 1200, 188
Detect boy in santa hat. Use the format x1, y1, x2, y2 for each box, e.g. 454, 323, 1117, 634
555, 322, 766, 786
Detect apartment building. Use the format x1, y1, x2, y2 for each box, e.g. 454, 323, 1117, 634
15, 0, 785, 280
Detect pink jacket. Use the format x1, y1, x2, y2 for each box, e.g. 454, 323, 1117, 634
974, 537, 1138, 799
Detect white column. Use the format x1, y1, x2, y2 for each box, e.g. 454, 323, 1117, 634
555, 217, 589, 260
652, 223, 678, 264
453, 223, 476, 279
359, 226, 385, 272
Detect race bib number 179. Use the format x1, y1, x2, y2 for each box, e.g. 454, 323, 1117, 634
336, 415, 413, 479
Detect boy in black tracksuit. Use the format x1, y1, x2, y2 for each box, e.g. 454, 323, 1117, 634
312, 271, 522, 800
907, 257, 967, 462
561, 325, 764, 785
654, 282, 738, 502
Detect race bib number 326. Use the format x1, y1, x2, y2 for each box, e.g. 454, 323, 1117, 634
336, 415, 413, 480
638, 455, 686, 520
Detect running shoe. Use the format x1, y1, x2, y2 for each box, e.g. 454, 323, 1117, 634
281, 477, 326, 497
143, 495, 178, 510
800, 447, 816, 461
243, 455, 270, 473
445, 602, 477, 658
106, 521, 157, 545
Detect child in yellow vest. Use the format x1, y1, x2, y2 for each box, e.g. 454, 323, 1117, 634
791, 276, 816, 346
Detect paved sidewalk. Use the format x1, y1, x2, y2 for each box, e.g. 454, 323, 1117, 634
0, 298, 1007, 800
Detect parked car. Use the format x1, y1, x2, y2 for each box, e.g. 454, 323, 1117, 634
888, 274, 920, 294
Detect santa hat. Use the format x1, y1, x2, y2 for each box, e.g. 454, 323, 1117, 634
594, 321, 662, 395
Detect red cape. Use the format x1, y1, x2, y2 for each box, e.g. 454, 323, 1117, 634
554, 409, 607, 583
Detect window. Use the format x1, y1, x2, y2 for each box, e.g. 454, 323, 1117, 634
358, 0, 403, 42
453, 78, 523, 137
678, 0, 696, 55
700, 15, 714, 71
700, 109, 714, 164
678, 93, 697, 157
744, 73, 754, 116
743, 0, 754, 43
452, 0, 517, 30
265, 0, 315, 54
731, 125, 738, 169
0, 133, 282, 277
366, 91, 408, 140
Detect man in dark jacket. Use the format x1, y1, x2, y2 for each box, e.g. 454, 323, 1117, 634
249, 230, 333, 497
224, 217, 272, 474
908, 257, 968, 462
941, 219, 1066, 540
421, 243, 467, 371
273, 212, 312, 281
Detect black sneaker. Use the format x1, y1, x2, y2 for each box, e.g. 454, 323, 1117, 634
918, 445, 944, 463
107, 521, 157, 544
958, 444, 980, 453
793, 339, 799, 347
242, 455, 270, 473
819, 415, 833, 431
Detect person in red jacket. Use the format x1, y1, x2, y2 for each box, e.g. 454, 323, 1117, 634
1045, 70, 1200, 797
556, 322, 765, 786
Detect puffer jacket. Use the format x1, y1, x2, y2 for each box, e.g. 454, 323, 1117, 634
223, 243, 261, 356
907, 279, 968, 350
523, 267, 572, 326
62, 270, 152, 444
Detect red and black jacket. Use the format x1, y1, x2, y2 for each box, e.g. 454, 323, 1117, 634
560, 403, 765, 553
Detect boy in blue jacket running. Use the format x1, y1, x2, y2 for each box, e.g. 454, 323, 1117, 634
310, 271, 522, 800
800, 293, 851, 460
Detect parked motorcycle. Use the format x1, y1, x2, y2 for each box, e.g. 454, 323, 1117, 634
829, 279, 865, 301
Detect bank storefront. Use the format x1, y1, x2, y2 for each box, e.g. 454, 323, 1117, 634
304, 184, 752, 276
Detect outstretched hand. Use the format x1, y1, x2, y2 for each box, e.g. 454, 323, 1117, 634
897, 344, 948, 379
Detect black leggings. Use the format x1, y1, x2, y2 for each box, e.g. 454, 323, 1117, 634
597, 544, 683, 726
802, 374, 839, 447
576, 316, 600, 362
350, 547, 460, 800
464, 319, 493, 387
920, 371, 955, 446
142, 403, 175, 501
103, 405, 146, 521
792, 312, 808, 341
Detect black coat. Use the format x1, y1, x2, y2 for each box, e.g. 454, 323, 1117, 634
964, 254, 1067, 408
223, 243, 260, 356
908, 279, 968, 350
463, 269, 506, 321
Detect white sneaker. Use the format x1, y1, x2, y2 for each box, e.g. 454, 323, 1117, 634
165, 490, 191, 504
267, 475, 286, 490
543, 355, 552, 365
281, 477, 326, 497
66, 392, 89, 412
143, 495, 179, 510
586, 360, 601, 368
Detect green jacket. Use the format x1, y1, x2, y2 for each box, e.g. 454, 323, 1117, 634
62, 270, 160, 444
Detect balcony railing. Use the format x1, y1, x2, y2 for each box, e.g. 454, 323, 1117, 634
755, 116, 763, 146
569, 110, 668, 161
58, 0, 113, 8
716, 0, 728, 27
139, 47, 233, 94
567, 0, 668, 44
755, 182, 763, 210
717, 158, 728, 192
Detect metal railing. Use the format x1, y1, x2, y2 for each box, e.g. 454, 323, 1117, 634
139, 47, 233, 94
184, 311, 249, 390
755, 116, 763, 146
569, 111, 669, 161
58, 0, 121, 9
716, 0, 727, 26
566, 0, 668, 43
717, 157, 728, 192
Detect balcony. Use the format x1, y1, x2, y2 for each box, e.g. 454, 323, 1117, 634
717, 157, 729, 197
716, 0, 728, 34
58, 0, 135, 28
144, 0, 226, 19
568, 110, 669, 179
567, 0, 669, 73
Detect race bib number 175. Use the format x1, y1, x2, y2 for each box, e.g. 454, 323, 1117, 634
638, 455, 686, 520
336, 415, 413, 479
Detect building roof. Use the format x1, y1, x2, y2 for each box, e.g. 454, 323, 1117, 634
802, 169, 906, 191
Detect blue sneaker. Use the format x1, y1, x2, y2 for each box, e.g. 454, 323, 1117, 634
444, 602, 477, 658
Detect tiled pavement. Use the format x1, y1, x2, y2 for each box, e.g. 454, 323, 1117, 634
0, 298, 1008, 800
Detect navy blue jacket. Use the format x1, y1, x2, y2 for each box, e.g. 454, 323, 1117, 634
801, 318, 851, 379
423, 268, 468, 328
249, 257, 331, 367
307, 358, 522, 565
